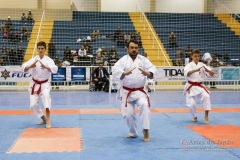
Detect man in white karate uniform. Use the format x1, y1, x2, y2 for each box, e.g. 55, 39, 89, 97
112, 40, 156, 142
22, 41, 58, 128
184, 49, 214, 124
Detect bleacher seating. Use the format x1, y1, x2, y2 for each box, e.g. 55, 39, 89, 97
52, 12, 144, 62
146, 13, 240, 66
0, 20, 33, 65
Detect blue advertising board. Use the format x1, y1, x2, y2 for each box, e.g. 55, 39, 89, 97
71, 67, 86, 81
221, 68, 239, 80
51, 67, 66, 82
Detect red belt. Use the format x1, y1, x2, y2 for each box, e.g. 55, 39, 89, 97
186, 81, 209, 94
31, 78, 48, 95
123, 86, 150, 107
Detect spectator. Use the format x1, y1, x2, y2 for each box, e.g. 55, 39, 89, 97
63, 47, 72, 63
101, 46, 108, 59
136, 32, 142, 47
8, 46, 17, 65
95, 51, 104, 65
185, 47, 191, 65
54, 56, 62, 67
124, 32, 131, 46
0, 58, 5, 66
114, 26, 122, 41
0, 46, 8, 65
48, 39, 56, 59
175, 48, 183, 66
8, 31, 14, 42
3, 28, 8, 42
209, 55, 221, 89
78, 45, 87, 57
117, 32, 124, 47
16, 45, 24, 65
21, 13, 27, 23
108, 46, 118, 66
1, 21, 5, 32
27, 10, 34, 23
92, 63, 109, 91
14, 32, 21, 42
168, 32, 177, 48
130, 32, 136, 40
5, 16, 12, 31
21, 24, 29, 42
91, 30, 99, 42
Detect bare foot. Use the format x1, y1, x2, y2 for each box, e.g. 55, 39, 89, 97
126, 134, 137, 138
204, 117, 209, 124
46, 119, 51, 129
37, 120, 46, 125
191, 117, 197, 122
142, 129, 150, 142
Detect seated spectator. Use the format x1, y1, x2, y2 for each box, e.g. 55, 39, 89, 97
92, 63, 109, 91
113, 26, 122, 41
21, 24, 29, 42
8, 46, 17, 65
0, 58, 5, 66
168, 32, 177, 48
48, 39, 56, 59
8, 31, 14, 42
21, 13, 27, 23
5, 16, 12, 31
63, 47, 72, 64
14, 32, 21, 42
16, 45, 24, 65
3, 28, 8, 42
108, 46, 118, 66
73, 56, 78, 63
0, 46, 8, 64
124, 32, 131, 46
91, 30, 99, 42
54, 56, 62, 67
130, 32, 136, 40
78, 45, 87, 57
136, 32, 142, 47
101, 46, 108, 60
27, 10, 34, 23
185, 47, 191, 65
117, 32, 125, 47
175, 48, 183, 66
95, 51, 104, 65
1, 21, 5, 32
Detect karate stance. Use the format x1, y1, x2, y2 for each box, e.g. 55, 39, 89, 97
23, 41, 58, 128
184, 49, 214, 123
112, 40, 156, 142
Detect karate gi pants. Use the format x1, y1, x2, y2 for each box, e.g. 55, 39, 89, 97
186, 91, 211, 118
121, 97, 151, 137
29, 88, 51, 118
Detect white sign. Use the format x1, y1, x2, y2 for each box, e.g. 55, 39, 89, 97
0, 66, 32, 82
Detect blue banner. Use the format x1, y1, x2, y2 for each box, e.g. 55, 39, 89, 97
51, 67, 66, 82
71, 67, 86, 81
221, 68, 239, 80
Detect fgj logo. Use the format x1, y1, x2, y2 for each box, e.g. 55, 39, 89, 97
1, 69, 10, 80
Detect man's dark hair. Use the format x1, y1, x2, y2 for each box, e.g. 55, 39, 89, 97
127, 39, 139, 48
191, 49, 200, 55
37, 41, 46, 49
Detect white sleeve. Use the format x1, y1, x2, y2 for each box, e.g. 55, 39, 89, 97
48, 59, 58, 74
112, 58, 125, 80
22, 57, 35, 72
184, 63, 191, 77
143, 58, 157, 79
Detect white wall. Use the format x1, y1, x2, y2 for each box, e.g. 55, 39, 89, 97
155, 0, 204, 13
101, 0, 150, 12
72, 0, 98, 11
0, 0, 38, 9
45, 0, 71, 9
210, 0, 240, 13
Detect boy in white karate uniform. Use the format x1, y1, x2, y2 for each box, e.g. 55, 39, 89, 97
22, 41, 58, 128
184, 49, 214, 123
